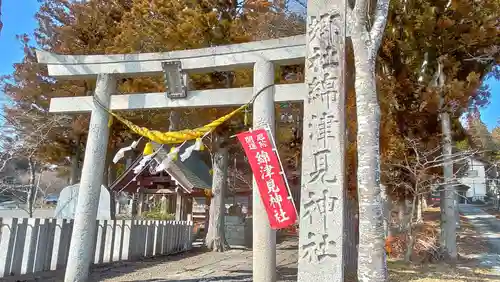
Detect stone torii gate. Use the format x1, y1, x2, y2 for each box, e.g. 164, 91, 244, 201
36, 1, 347, 281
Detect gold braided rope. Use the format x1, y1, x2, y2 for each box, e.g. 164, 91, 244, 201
109, 104, 247, 144
92, 84, 274, 144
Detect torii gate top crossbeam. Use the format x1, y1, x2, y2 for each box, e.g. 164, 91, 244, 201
36, 35, 306, 79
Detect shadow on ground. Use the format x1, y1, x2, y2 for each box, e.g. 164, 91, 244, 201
2, 247, 212, 282
461, 205, 500, 253
116, 266, 297, 282
124, 275, 252, 282
388, 260, 500, 282
4, 237, 298, 282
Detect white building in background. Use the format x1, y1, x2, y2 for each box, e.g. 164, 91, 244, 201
455, 155, 500, 203
457, 156, 488, 202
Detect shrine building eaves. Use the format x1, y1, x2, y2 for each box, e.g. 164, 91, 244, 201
36, 35, 306, 79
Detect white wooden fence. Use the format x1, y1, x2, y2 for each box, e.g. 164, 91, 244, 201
0, 218, 193, 277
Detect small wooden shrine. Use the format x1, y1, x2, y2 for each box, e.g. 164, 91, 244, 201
109, 141, 213, 222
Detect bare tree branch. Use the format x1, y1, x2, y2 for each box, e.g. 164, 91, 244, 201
383, 137, 478, 199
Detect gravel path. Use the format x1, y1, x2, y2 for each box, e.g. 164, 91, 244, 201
459, 205, 500, 273
3, 237, 298, 282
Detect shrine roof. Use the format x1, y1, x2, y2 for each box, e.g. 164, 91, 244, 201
110, 140, 212, 194
153, 142, 212, 192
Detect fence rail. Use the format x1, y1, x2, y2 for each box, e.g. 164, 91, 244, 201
0, 218, 193, 277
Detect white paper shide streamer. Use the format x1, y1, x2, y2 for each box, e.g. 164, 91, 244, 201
112, 139, 140, 164
180, 138, 204, 162
154, 146, 181, 173
115, 136, 206, 185
133, 154, 154, 174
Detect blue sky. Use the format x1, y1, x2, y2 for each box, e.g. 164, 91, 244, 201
0, 1, 40, 77
480, 76, 500, 130
0, 1, 498, 130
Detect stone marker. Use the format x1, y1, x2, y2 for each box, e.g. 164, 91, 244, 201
54, 184, 112, 220
298, 0, 347, 281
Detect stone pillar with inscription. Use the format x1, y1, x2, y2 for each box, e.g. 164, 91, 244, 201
252, 59, 277, 282
65, 74, 116, 282
298, 1, 347, 281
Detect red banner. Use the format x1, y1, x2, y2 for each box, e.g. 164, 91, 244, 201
236, 128, 297, 229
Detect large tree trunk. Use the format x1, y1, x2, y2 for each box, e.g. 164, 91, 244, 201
107, 162, 117, 188
107, 159, 117, 218
205, 133, 229, 252
397, 199, 412, 235
397, 200, 405, 232
388, 199, 400, 240
169, 110, 180, 131
352, 66, 388, 278
27, 157, 36, 218
404, 195, 418, 262
429, 57, 457, 260
69, 134, 82, 185
103, 141, 118, 188
104, 143, 118, 219
416, 195, 423, 223
352, 0, 390, 277
103, 123, 118, 219
440, 106, 458, 260
343, 37, 359, 281
344, 197, 359, 281
167, 110, 181, 216
205, 70, 232, 251
422, 194, 428, 210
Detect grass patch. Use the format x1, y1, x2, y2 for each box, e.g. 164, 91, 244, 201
389, 260, 498, 281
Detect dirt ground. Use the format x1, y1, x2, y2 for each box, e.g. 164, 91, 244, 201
388, 207, 500, 282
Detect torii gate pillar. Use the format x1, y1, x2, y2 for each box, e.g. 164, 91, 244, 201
298, 0, 347, 281
65, 74, 115, 282
252, 59, 277, 282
